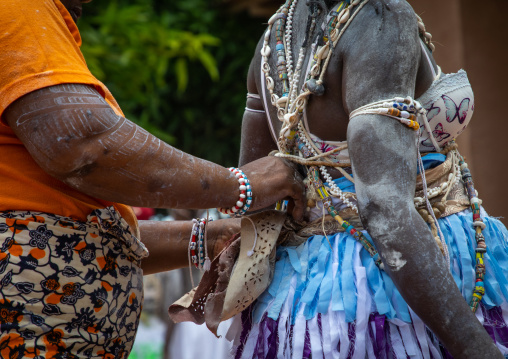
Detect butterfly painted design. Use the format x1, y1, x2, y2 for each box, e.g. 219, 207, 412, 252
442, 95, 470, 124
421, 123, 451, 148
425, 104, 441, 122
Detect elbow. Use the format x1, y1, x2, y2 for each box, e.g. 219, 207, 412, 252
357, 189, 417, 239
35, 142, 100, 186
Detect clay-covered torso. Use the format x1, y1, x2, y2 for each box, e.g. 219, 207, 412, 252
254, 0, 440, 145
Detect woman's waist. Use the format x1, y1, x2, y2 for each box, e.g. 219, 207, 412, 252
0, 207, 147, 261
0, 161, 138, 231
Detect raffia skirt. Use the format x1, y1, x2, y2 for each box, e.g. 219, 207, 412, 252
228, 206, 508, 359
0, 207, 148, 359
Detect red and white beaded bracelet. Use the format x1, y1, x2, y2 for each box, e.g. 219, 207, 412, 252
217, 167, 253, 217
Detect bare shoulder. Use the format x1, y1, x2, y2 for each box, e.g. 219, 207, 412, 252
247, 37, 264, 95
367, 0, 416, 18
340, 0, 421, 110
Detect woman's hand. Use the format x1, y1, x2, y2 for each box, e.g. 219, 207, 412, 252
241, 156, 305, 221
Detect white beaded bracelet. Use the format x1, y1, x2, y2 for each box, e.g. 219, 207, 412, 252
217, 168, 253, 217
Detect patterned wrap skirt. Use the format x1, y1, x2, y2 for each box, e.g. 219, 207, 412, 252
229, 157, 508, 359
0, 207, 148, 359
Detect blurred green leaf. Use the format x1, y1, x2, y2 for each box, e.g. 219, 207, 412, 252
79, 0, 264, 166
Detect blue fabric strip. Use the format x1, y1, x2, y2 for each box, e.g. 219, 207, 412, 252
251, 209, 508, 326
417, 153, 447, 173
268, 255, 294, 320
317, 242, 334, 314
341, 237, 357, 322
360, 247, 395, 319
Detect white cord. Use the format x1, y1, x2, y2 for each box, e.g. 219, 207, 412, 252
245, 216, 258, 257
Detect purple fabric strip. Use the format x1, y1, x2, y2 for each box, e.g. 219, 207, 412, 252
266, 317, 279, 359
303, 320, 312, 358
441, 347, 454, 359
254, 314, 267, 358
289, 322, 295, 358
481, 305, 498, 343
375, 313, 387, 359
368, 315, 380, 359
318, 314, 325, 359
347, 322, 356, 359
236, 302, 508, 358
235, 307, 253, 359
486, 306, 508, 346
384, 320, 391, 359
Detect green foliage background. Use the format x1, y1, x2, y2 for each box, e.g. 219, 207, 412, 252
79, 0, 266, 166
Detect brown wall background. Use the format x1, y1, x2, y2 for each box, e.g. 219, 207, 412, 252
411, 0, 508, 224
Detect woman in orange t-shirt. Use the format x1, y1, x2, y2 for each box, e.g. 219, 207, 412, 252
0, 0, 305, 357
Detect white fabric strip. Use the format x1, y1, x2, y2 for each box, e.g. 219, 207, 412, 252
388, 322, 406, 359
353, 244, 369, 359
398, 321, 420, 358
321, 312, 334, 358
308, 315, 322, 359
292, 305, 307, 359
409, 308, 431, 359
338, 311, 349, 359
226, 314, 243, 344
366, 332, 376, 359
328, 304, 342, 359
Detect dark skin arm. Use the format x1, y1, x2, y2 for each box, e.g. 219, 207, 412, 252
4, 84, 305, 274
239, 57, 278, 166
4, 85, 305, 216
344, 1, 500, 357
138, 217, 239, 275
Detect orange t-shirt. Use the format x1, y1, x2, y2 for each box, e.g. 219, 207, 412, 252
0, 0, 137, 230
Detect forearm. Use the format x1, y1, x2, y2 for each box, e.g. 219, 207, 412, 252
138, 220, 193, 275
138, 218, 239, 275
349, 116, 501, 358
362, 204, 498, 358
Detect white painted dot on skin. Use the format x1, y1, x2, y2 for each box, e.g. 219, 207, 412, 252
384, 250, 407, 271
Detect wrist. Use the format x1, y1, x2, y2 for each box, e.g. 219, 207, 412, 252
218, 167, 253, 217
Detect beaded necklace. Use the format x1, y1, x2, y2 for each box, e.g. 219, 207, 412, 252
263, 0, 384, 268
262, 0, 486, 312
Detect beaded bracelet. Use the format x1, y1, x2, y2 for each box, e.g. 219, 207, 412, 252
217, 168, 253, 217
188, 217, 212, 273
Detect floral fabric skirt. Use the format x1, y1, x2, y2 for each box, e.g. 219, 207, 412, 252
229, 208, 508, 359
0, 207, 148, 359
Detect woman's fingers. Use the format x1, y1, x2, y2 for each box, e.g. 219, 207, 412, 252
240, 157, 306, 220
